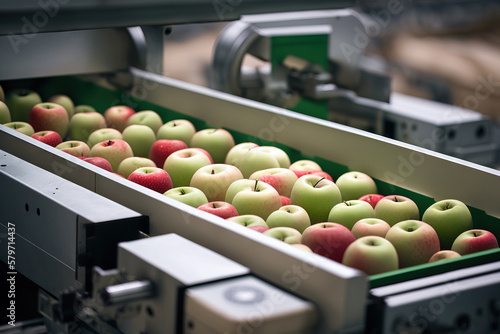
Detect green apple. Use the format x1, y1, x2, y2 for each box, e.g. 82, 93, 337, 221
335, 171, 378, 201
385, 220, 440, 268
117, 156, 157, 178
249, 167, 298, 197
0, 85, 4, 101
263, 227, 302, 244
327, 200, 374, 230
56, 140, 90, 157
69, 111, 107, 142
127, 110, 163, 134
226, 214, 268, 228
291, 244, 313, 252
451, 229, 499, 255
266, 205, 311, 233
89, 139, 134, 172
225, 142, 259, 166
0, 101, 11, 124
163, 148, 212, 187
428, 250, 461, 263
5, 88, 42, 122
421, 199, 473, 250
190, 128, 235, 164
374, 195, 420, 226
163, 186, 209, 207
261, 146, 290, 168
351, 218, 391, 238
190, 163, 243, 202
87, 128, 123, 148
48, 94, 75, 118
122, 124, 156, 158
225, 179, 282, 219
156, 119, 196, 146
290, 174, 342, 224
3, 121, 35, 136
342, 236, 399, 275
75, 105, 97, 114
236, 146, 282, 178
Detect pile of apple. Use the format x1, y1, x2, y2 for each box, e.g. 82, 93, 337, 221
1, 85, 499, 276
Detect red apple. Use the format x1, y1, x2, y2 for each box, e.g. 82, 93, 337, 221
197, 201, 238, 219
289, 159, 322, 178
28, 102, 69, 138
247, 225, 270, 233
80, 156, 113, 173
127, 167, 173, 193
358, 194, 385, 209
428, 250, 461, 263
301, 222, 356, 263
31, 130, 62, 147
451, 229, 499, 255
149, 139, 188, 169
90, 139, 134, 172
103, 105, 135, 132
280, 195, 291, 206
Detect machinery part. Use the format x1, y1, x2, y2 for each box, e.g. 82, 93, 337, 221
100, 280, 155, 306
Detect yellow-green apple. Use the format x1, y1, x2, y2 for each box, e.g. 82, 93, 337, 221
226, 214, 268, 228
261, 146, 290, 168
90, 139, 134, 171
342, 236, 399, 275
48, 94, 75, 118
75, 105, 97, 114
156, 119, 196, 146
358, 194, 384, 209
236, 146, 282, 178
56, 140, 90, 157
298, 171, 333, 181
0, 85, 4, 101
225, 179, 282, 219
87, 128, 123, 148
149, 139, 188, 169
79, 156, 113, 173
5, 88, 42, 122
351, 218, 391, 239
428, 250, 461, 263
0, 101, 11, 124
291, 244, 313, 252
127, 110, 163, 134
328, 200, 375, 230
290, 175, 342, 224
451, 229, 499, 255
265, 205, 311, 233
117, 156, 157, 178
197, 201, 238, 219
192, 148, 214, 163
422, 199, 473, 250
249, 168, 298, 197
103, 105, 135, 132
128, 167, 173, 193
335, 171, 378, 201
225, 142, 259, 166
163, 148, 212, 187
301, 222, 356, 263
31, 130, 62, 147
374, 195, 420, 226
164, 186, 209, 208
280, 196, 291, 206
190, 163, 243, 202
68, 111, 106, 142
385, 220, 440, 268
122, 124, 156, 158
263, 227, 302, 244
289, 159, 322, 178
28, 102, 69, 138
190, 128, 235, 164
3, 122, 35, 135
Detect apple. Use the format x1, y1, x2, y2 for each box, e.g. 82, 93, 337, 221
48, 94, 75, 118
0, 85, 4, 101
335, 171, 378, 201
68, 111, 107, 142
56, 140, 90, 157
291, 244, 313, 252
122, 124, 156, 158
421, 199, 474, 250
197, 201, 239, 219
351, 218, 391, 239
192, 148, 214, 164
248, 225, 270, 233
103, 105, 135, 132
80, 156, 113, 173
163, 148, 212, 187
428, 250, 461, 263
358, 194, 384, 209
280, 195, 291, 206
0, 101, 11, 124
3, 122, 35, 136
149, 139, 188, 169
249, 168, 298, 197
289, 159, 322, 178
117, 156, 157, 178
289, 175, 342, 224
156, 119, 196, 146
236, 146, 282, 178
31, 130, 62, 147
301, 222, 356, 263
190, 128, 235, 164
225, 179, 282, 219
327, 200, 375, 230
74, 105, 97, 114
89, 139, 134, 171
385, 220, 440, 268
225, 142, 259, 166
5, 88, 42, 122
342, 236, 399, 275
265, 205, 311, 233
190, 163, 243, 202
374, 195, 420, 226
164, 186, 209, 208
226, 214, 268, 228
87, 128, 123, 148
261, 146, 290, 168
296, 170, 333, 181
263, 227, 302, 245
28, 102, 69, 138
128, 167, 173, 193
127, 110, 163, 134
451, 229, 499, 255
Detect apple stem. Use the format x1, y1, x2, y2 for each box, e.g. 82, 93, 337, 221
407, 227, 414, 232
106, 140, 113, 146
445, 202, 450, 210
344, 201, 351, 206
393, 196, 399, 202
254, 180, 259, 192
313, 177, 326, 188
211, 169, 215, 175
212, 203, 217, 208
180, 189, 185, 195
